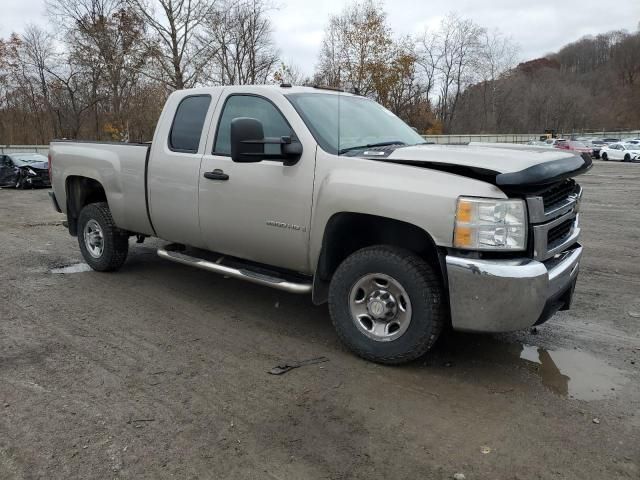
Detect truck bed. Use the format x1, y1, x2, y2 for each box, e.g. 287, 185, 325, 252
49, 141, 154, 236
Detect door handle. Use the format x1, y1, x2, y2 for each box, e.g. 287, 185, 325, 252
203, 169, 229, 181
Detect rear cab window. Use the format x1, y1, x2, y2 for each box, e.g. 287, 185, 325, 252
169, 95, 212, 153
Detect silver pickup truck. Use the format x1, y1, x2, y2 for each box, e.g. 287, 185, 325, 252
49, 85, 589, 364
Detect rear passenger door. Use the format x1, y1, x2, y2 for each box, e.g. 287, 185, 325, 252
147, 91, 221, 248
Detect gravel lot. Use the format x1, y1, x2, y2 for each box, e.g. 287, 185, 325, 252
1, 161, 639, 479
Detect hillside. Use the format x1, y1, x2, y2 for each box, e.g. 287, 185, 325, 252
451, 29, 640, 134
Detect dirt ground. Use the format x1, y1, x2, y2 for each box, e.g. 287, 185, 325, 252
0, 161, 639, 479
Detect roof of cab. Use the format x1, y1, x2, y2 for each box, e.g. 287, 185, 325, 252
170, 84, 357, 97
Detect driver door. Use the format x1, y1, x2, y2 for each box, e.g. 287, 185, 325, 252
198, 91, 316, 273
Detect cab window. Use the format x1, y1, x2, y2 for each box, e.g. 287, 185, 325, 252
214, 95, 292, 156
169, 95, 212, 153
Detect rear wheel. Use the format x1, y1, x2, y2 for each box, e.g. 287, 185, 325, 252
328, 246, 445, 364
77, 202, 129, 271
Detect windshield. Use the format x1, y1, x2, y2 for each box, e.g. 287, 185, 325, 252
286, 93, 425, 155
10, 153, 47, 166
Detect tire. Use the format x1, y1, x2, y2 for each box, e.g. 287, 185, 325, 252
624, 154, 631, 162
601, 152, 608, 161
77, 202, 129, 271
15, 174, 26, 189
328, 246, 445, 365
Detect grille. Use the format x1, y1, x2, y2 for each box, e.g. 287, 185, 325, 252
547, 218, 574, 248
539, 179, 578, 210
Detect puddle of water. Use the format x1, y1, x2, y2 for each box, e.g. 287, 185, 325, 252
433, 335, 630, 401
50, 263, 92, 274
518, 344, 628, 401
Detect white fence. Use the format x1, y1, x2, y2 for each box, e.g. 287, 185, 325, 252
3, 130, 639, 153
421, 131, 640, 144
422, 134, 540, 144
1, 145, 50, 155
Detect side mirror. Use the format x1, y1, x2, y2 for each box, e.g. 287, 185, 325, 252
231, 117, 265, 163
230, 116, 303, 165
281, 141, 303, 166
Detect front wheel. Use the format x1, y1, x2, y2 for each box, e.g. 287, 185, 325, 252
601, 152, 608, 161
328, 246, 445, 364
77, 202, 129, 271
624, 154, 631, 162
15, 174, 26, 189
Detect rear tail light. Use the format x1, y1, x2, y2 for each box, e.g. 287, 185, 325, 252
48, 153, 52, 181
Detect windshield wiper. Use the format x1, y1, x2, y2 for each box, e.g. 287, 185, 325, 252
339, 141, 406, 155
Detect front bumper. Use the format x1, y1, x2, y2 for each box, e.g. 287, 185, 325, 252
445, 244, 582, 332
24, 176, 51, 187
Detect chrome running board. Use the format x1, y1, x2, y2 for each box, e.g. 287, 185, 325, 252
157, 246, 312, 294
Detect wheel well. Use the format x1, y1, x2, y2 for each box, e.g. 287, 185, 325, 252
65, 176, 108, 236
313, 213, 445, 304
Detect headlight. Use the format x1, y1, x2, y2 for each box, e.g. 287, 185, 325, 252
27, 168, 37, 176
453, 197, 527, 251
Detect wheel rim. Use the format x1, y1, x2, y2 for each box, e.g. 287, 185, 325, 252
348, 273, 412, 342
83, 219, 105, 258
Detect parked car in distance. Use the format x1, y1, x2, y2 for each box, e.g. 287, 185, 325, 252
602, 138, 621, 144
554, 140, 592, 156
587, 139, 606, 158
543, 138, 567, 148
0, 152, 51, 188
599, 143, 640, 162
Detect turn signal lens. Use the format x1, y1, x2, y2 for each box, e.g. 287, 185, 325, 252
456, 200, 473, 223
453, 197, 527, 251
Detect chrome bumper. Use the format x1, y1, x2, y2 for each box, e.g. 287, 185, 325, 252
445, 244, 582, 332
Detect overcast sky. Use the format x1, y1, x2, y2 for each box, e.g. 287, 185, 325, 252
2, 0, 638, 75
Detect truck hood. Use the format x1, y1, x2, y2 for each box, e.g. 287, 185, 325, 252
375, 143, 592, 187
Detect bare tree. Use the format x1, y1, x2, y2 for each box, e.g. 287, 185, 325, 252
611, 31, 640, 86
48, 0, 150, 138
9, 26, 59, 142
126, 0, 216, 89
475, 29, 518, 131
47, 65, 97, 138
432, 14, 484, 130
202, 0, 279, 85
416, 29, 439, 101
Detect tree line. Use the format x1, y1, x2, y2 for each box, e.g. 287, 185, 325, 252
452, 30, 640, 133
0, 0, 638, 144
